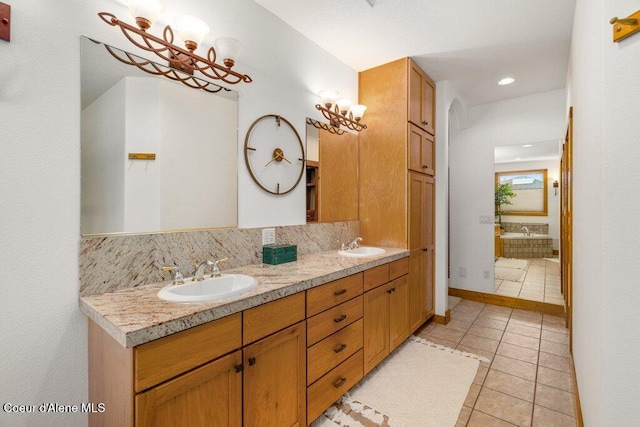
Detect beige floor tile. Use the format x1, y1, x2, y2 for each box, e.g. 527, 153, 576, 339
541, 329, 569, 344
422, 335, 459, 349
464, 383, 482, 408
501, 331, 540, 350
491, 354, 537, 381
538, 352, 572, 374
468, 324, 505, 341
540, 322, 569, 334
457, 300, 486, 309
519, 293, 544, 302
453, 303, 484, 316
484, 369, 536, 402
537, 366, 573, 392
505, 322, 541, 338
496, 342, 539, 364
474, 316, 508, 331
508, 316, 542, 328
496, 288, 520, 297
445, 318, 474, 333
427, 324, 466, 344
451, 310, 480, 324
459, 334, 500, 353
473, 365, 489, 385
474, 388, 533, 426
512, 309, 543, 321
468, 410, 517, 426
479, 310, 511, 322
543, 314, 566, 326
535, 383, 576, 417
540, 339, 570, 357
456, 344, 495, 366
455, 406, 472, 427
482, 305, 513, 315
533, 405, 577, 427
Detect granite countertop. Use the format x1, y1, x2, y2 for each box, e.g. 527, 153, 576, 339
80, 247, 409, 348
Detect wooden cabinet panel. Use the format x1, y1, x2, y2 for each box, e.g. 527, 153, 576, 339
363, 284, 390, 374
389, 257, 410, 280
389, 276, 410, 351
363, 264, 390, 292
424, 249, 434, 319
135, 350, 242, 427
307, 318, 363, 385
408, 250, 425, 333
423, 79, 435, 135
243, 293, 305, 345
408, 60, 435, 135
134, 313, 241, 393
243, 322, 306, 427
307, 349, 364, 425
307, 296, 363, 346
307, 273, 363, 317
408, 124, 434, 175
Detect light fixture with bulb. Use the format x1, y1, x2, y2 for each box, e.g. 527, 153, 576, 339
315, 90, 367, 132
98, 0, 252, 86
498, 77, 515, 86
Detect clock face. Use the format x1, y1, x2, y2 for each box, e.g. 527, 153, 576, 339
244, 115, 305, 195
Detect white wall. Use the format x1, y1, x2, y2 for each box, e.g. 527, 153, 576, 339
568, 0, 640, 424
449, 90, 566, 292
0, 1, 356, 425
495, 159, 560, 250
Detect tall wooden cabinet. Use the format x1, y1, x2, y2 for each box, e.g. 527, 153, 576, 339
359, 57, 436, 330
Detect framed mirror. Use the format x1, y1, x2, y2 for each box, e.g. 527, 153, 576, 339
80, 37, 238, 235
305, 120, 358, 222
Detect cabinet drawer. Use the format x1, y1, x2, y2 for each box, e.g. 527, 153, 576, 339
389, 257, 409, 280
307, 273, 363, 317
134, 313, 242, 393
243, 293, 306, 345
307, 296, 363, 346
307, 349, 364, 425
363, 264, 390, 292
307, 318, 363, 385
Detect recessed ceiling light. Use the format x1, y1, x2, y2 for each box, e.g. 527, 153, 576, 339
498, 77, 515, 86
515, 157, 522, 160
523, 144, 533, 148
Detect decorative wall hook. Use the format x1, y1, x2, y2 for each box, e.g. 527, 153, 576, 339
0, 2, 10, 42
610, 10, 640, 42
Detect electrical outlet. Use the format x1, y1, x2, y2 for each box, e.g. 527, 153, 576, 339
483, 270, 490, 279
459, 267, 467, 278
262, 228, 276, 245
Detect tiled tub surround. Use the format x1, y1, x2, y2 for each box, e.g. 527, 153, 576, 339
80, 247, 408, 348
501, 233, 553, 258
502, 222, 549, 235
79, 221, 359, 297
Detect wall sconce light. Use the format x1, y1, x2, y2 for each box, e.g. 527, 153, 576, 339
553, 180, 559, 195
306, 118, 345, 135
99, 0, 252, 86
315, 90, 367, 132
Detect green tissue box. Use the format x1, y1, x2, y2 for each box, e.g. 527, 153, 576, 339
262, 244, 297, 265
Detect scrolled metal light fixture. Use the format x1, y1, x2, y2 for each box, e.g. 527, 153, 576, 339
306, 118, 345, 135
98, 1, 252, 86
315, 90, 367, 132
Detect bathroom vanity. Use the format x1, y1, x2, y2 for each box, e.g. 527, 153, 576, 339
81, 248, 422, 426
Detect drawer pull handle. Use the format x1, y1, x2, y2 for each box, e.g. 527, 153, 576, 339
423, 247, 429, 252
334, 314, 347, 323
387, 288, 396, 294
334, 289, 347, 296
333, 343, 347, 353
235, 364, 244, 373
333, 377, 347, 388
248, 357, 256, 366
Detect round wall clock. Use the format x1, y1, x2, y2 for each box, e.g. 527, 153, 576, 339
244, 114, 305, 195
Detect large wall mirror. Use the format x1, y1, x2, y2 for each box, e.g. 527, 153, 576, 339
305, 120, 359, 222
80, 37, 238, 235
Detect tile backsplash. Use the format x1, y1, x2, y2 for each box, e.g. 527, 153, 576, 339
79, 221, 359, 296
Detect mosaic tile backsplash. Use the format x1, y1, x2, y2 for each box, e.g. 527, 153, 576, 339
79, 221, 360, 296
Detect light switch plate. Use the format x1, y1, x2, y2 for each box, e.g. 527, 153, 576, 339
262, 228, 276, 245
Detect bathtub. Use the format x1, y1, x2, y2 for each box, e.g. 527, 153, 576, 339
499, 233, 553, 258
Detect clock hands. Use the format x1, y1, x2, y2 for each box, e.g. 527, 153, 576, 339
264, 148, 292, 167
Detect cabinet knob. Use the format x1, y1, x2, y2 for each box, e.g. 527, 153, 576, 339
333, 314, 347, 323
248, 357, 256, 366
333, 288, 347, 296
422, 165, 429, 169
333, 377, 347, 388
387, 287, 396, 294
423, 247, 428, 252
235, 364, 244, 373
333, 343, 347, 354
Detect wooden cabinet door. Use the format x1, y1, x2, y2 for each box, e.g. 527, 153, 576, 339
388, 276, 410, 351
422, 79, 435, 135
424, 248, 435, 320
243, 321, 306, 427
408, 249, 425, 332
363, 284, 390, 374
408, 124, 434, 175
135, 351, 242, 427
408, 61, 435, 136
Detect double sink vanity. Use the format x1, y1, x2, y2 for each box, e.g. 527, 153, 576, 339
80, 245, 432, 426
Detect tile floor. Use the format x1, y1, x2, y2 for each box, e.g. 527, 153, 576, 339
415, 297, 578, 426
494, 258, 563, 305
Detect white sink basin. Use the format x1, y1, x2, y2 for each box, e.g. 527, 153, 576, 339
338, 246, 386, 258
158, 274, 257, 302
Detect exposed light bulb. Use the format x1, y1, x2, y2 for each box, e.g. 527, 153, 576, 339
498, 77, 515, 86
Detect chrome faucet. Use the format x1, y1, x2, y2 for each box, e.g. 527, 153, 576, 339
521, 226, 531, 236
347, 237, 363, 250
162, 266, 185, 285
210, 257, 229, 278
194, 260, 214, 281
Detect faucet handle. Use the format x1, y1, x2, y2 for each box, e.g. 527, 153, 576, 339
337, 239, 347, 251
211, 257, 229, 277
162, 266, 185, 285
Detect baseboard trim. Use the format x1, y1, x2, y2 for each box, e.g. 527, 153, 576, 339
448, 288, 565, 317
433, 309, 451, 325
570, 353, 584, 426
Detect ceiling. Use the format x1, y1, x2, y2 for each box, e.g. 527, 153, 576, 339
253, 0, 576, 106
494, 140, 562, 164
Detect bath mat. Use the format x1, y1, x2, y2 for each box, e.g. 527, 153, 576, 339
495, 257, 529, 269
312, 336, 482, 427
495, 266, 526, 282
